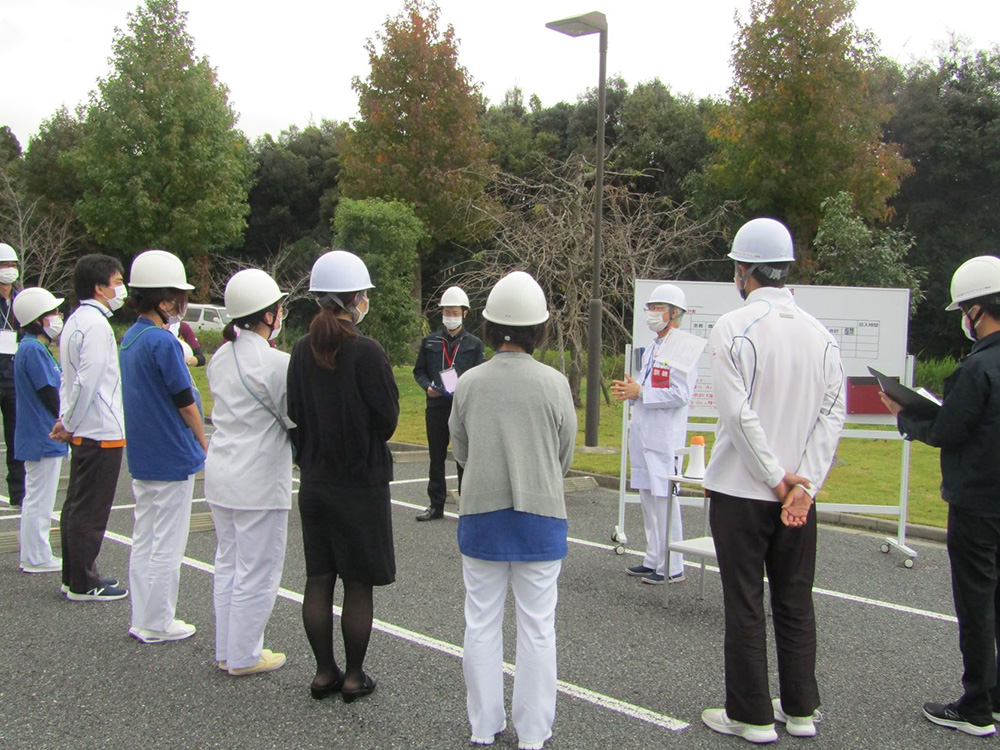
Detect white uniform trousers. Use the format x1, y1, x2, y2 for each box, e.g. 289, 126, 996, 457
638, 488, 684, 577
209, 504, 288, 669
462, 555, 561, 747
129, 475, 195, 631
19, 456, 63, 567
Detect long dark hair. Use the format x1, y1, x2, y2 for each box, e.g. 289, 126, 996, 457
309, 292, 360, 371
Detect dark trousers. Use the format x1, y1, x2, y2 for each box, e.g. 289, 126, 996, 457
709, 491, 820, 725
426, 405, 462, 508
0, 383, 25, 504
60, 443, 123, 593
948, 505, 1000, 724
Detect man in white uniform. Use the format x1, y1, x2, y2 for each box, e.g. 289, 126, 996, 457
701, 218, 845, 744
612, 284, 692, 585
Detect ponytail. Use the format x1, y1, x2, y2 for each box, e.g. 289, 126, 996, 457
309, 301, 358, 371
222, 321, 238, 343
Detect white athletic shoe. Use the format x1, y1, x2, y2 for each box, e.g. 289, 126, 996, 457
470, 720, 506, 746
129, 619, 196, 644
20, 557, 62, 573
518, 729, 552, 750
702, 709, 778, 744
772, 698, 820, 737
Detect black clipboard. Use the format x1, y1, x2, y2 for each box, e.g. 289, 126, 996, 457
867, 367, 941, 419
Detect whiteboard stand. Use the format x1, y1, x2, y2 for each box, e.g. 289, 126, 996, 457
878, 354, 918, 567
612, 344, 635, 554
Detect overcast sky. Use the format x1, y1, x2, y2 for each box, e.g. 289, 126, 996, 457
3, 0, 999, 147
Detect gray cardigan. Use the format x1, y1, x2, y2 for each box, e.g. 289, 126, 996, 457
449, 352, 577, 519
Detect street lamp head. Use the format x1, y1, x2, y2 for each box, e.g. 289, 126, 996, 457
546, 11, 607, 37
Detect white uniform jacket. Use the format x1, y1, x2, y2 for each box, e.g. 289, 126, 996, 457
628, 332, 693, 497
205, 331, 294, 511
59, 300, 125, 441
703, 287, 846, 502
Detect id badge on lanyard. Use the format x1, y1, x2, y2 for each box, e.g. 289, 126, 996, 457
651, 364, 671, 389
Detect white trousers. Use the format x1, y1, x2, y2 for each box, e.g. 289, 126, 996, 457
19, 456, 63, 567
639, 488, 684, 577
129, 475, 195, 632
462, 555, 561, 746
209, 505, 288, 669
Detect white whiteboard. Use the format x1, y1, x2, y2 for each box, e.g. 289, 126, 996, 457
631, 279, 910, 424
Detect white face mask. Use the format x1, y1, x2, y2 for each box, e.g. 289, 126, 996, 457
353, 294, 369, 325
646, 310, 668, 333
0, 268, 19, 285
43, 316, 63, 340
442, 315, 463, 331
962, 310, 979, 342
103, 284, 128, 311
269, 319, 282, 340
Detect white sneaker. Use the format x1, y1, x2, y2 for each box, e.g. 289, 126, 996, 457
772, 698, 820, 737
702, 709, 778, 744
20, 557, 62, 573
129, 619, 197, 644
470, 720, 506, 746
518, 729, 552, 750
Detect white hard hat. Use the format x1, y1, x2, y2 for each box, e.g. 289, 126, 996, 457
482, 271, 549, 326
309, 250, 374, 293
0, 243, 18, 263
439, 286, 470, 308
729, 218, 796, 264
128, 249, 195, 290
947, 255, 1000, 311
646, 283, 687, 312
13, 287, 64, 326
224, 269, 286, 320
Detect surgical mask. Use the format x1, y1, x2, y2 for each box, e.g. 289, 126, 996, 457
353, 295, 369, 325
734, 267, 748, 301
43, 316, 63, 340
962, 311, 979, 342
103, 284, 128, 311
0, 268, 19, 285
269, 319, 282, 341
646, 310, 668, 333
442, 315, 463, 331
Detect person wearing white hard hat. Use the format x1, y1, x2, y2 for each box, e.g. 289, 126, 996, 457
701, 218, 845, 744
51, 254, 129, 602
287, 250, 399, 703
0, 242, 26, 507
413, 285, 485, 521
205, 269, 292, 676
449, 271, 576, 750
611, 283, 692, 585
12, 287, 66, 573
119, 249, 206, 644
881, 256, 1000, 737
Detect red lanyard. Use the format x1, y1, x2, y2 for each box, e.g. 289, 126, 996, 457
442, 337, 461, 368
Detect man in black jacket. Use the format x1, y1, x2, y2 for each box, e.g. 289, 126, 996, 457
882, 255, 1000, 738
412, 286, 484, 521
0, 242, 25, 507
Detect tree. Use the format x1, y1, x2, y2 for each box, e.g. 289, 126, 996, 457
703, 0, 911, 253
334, 198, 426, 363
813, 191, 924, 313
70, 0, 251, 293
453, 156, 732, 405
887, 43, 1000, 356
0, 128, 21, 172
341, 0, 492, 249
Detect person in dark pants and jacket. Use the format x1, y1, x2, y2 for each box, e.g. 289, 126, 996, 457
0, 242, 26, 507
287, 250, 399, 704
413, 286, 484, 521
882, 255, 1000, 738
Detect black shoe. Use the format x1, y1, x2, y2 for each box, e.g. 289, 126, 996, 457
342, 672, 376, 703
922, 701, 996, 736
310, 670, 345, 700
415, 506, 444, 521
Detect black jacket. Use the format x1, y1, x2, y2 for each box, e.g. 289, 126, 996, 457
898, 331, 1000, 516
413, 328, 485, 409
287, 327, 399, 486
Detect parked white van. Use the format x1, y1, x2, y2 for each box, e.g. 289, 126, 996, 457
183, 303, 228, 332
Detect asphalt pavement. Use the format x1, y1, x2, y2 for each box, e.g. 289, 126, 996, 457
0, 436, 988, 749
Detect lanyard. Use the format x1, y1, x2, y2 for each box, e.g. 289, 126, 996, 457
0, 298, 12, 331
441, 336, 461, 369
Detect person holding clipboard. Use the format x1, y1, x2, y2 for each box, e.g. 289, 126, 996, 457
413, 286, 485, 522
881, 256, 1000, 737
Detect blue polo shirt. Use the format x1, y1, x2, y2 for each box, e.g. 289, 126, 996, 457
120, 318, 204, 481
13, 335, 68, 462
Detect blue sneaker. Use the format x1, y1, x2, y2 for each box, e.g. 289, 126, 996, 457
642, 573, 665, 585
627, 565, 654, 577
62, 578, 119, 595
66, 584, 128, 601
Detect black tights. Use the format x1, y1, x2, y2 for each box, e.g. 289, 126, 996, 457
302, 573, 374, 691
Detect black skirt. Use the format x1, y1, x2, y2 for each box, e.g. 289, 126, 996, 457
298, 481, 396, 585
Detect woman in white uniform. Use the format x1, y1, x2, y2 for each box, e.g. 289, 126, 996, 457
612, 284, 693, 584
205, 269, 292, 676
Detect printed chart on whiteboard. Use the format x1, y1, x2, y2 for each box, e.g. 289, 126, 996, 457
631, 280, 910, 423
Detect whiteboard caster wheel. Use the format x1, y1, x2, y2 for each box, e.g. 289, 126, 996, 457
879, 543, 890, 554
614, 545, 625, 556
903, 557, 914, 569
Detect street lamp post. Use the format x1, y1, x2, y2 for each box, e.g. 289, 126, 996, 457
546, 11, 607, 448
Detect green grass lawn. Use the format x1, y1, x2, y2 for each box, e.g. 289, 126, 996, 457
192, 359, 947, 529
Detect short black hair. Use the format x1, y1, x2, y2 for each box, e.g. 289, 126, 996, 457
739, 261, 790, 289
129, 287, 188, 315
483, 320, 547, 356
74, 254, 124, 301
